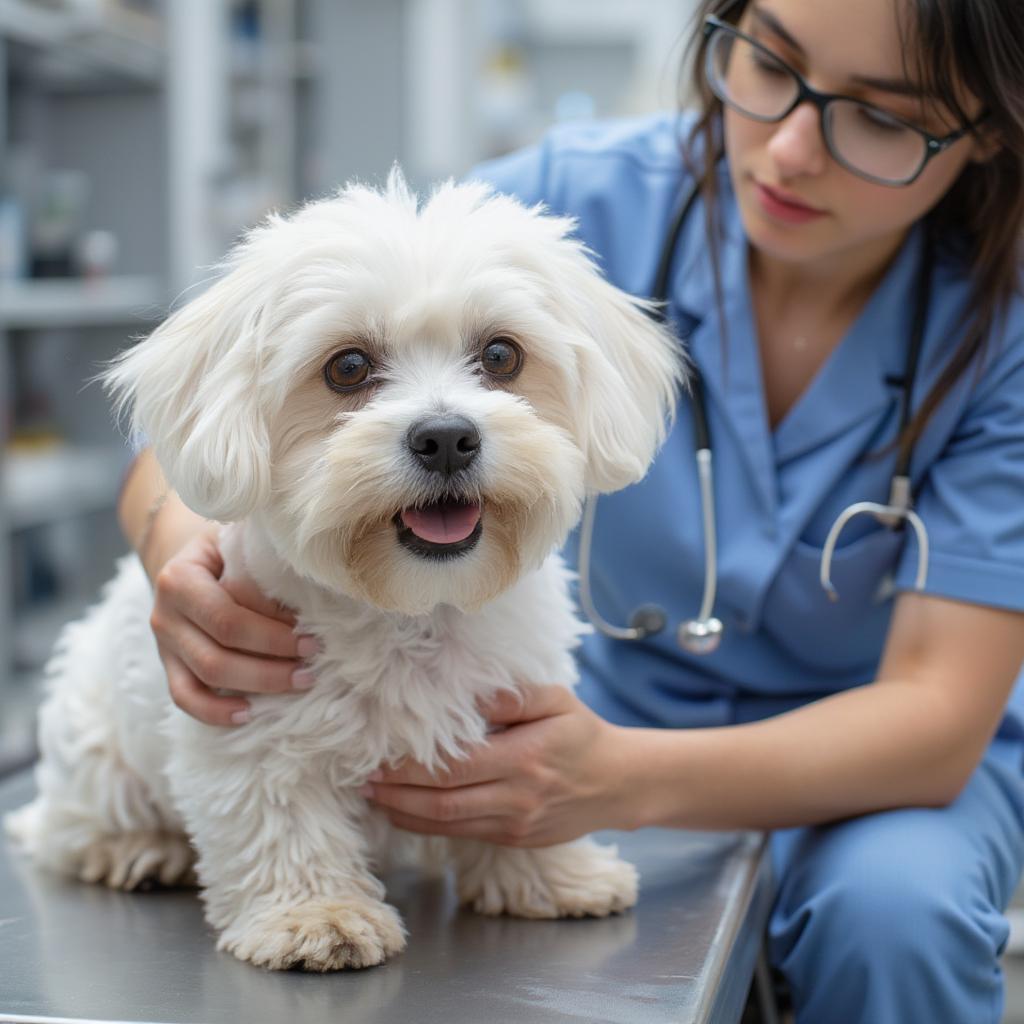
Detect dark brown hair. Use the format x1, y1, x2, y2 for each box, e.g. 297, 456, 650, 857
679, 0, 1024, 462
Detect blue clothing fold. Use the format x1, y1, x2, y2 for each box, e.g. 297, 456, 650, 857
468, 111, 1024, 1023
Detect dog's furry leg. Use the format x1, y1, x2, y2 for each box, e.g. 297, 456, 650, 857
450, 836, 638, 919
5, 720, 194, 891
167, 731, 406, 970
5, 795, 195, 891
4, 558, 192, 890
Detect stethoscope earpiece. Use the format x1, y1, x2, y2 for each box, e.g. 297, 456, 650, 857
819, 476, 929, 602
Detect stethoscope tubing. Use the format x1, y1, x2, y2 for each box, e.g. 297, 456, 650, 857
578, 173, 932, 653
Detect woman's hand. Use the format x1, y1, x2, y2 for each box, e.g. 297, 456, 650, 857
362, 684, 643, 847
118, 450, 316, 728
149, 519, 318, 728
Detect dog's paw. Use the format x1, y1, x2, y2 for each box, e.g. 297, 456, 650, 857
459, 839, 639, 919
4, 800, 42, 847
219, 897, 407, 971
79, 831, 197, 890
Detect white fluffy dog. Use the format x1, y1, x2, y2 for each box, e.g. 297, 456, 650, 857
5, 170, 683, 971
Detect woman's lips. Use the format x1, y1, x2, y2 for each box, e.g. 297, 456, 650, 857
753, 180, 827, 225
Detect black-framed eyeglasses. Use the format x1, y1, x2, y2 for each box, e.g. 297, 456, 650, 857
703, 15, 983, 187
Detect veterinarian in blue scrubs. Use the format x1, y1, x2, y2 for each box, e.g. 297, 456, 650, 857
121, 0, 1024, 1020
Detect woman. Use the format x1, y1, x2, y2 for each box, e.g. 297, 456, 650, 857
119, 0, 1024, 1019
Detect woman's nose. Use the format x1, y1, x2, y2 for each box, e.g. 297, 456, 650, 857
766, 102, 828, 179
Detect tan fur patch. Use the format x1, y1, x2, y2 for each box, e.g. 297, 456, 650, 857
221, 896, 407, 971
508, 345, 576, 440
452, 838, 638, 919
78, 830, 197, 890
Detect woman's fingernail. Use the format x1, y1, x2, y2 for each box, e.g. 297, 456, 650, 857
367, 770, 384, 782
291, 668, 316, 690
358, 784, 375, 798
230, 709, 251, 725
296, 636, 320, 658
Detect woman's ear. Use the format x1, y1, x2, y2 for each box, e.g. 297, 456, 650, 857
104, 218, 287, 521
968, 127, 1004, 164
548, 231, 688, 494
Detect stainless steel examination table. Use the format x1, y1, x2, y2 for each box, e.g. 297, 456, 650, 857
0, 770, 776, 1024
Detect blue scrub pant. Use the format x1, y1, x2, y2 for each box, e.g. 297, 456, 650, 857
578, 673, 1024, 1022
766, 736, 1024, 1024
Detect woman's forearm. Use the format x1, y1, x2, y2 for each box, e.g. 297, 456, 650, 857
622, 678, 978, 831
117, 447, 212, 581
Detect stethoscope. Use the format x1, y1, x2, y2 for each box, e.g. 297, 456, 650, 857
578, 178, 931, 655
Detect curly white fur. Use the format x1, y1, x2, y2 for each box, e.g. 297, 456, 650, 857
5, 169, 684, 971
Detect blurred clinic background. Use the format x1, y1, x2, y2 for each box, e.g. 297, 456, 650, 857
0, 0, 702, 770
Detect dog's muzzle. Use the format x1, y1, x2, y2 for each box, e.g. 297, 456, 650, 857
398, 415, 483, 559
406, 415, 480, 475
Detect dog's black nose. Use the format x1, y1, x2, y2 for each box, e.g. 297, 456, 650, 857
407, 415, 481, 474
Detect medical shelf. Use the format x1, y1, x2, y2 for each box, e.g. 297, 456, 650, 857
4, 443, 129, 530
0, 0, 323, 771
0, 275, 165, 329
0, 0, 163, 85
229, 37, 318, 83
0, 3, 165, 733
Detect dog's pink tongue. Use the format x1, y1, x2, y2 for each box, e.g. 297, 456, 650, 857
402, 501, 481, 544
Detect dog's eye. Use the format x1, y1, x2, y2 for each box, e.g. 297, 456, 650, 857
324, 349, 372, 392
480, 337, 523, 378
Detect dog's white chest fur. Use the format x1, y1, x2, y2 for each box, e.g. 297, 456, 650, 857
208, 521, 587, 784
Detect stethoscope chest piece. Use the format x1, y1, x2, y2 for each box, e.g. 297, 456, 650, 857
677, 616, 724, 654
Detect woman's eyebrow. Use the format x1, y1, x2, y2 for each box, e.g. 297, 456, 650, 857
751, 5, 934, 99
750, 6, 805, 54
848, 73, 933, 99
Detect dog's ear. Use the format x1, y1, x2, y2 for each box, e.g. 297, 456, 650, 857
104, 218, 286, 521
550, 230, 687, 493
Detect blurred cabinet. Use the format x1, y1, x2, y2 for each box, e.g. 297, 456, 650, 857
0, 0, 323, 769
401, 0, 698, 185
0, 0, 168, 770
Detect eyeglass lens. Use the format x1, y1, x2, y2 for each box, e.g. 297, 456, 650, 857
706, 29, 928, 185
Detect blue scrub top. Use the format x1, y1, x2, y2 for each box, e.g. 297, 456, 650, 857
469, 111, 1024, 735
